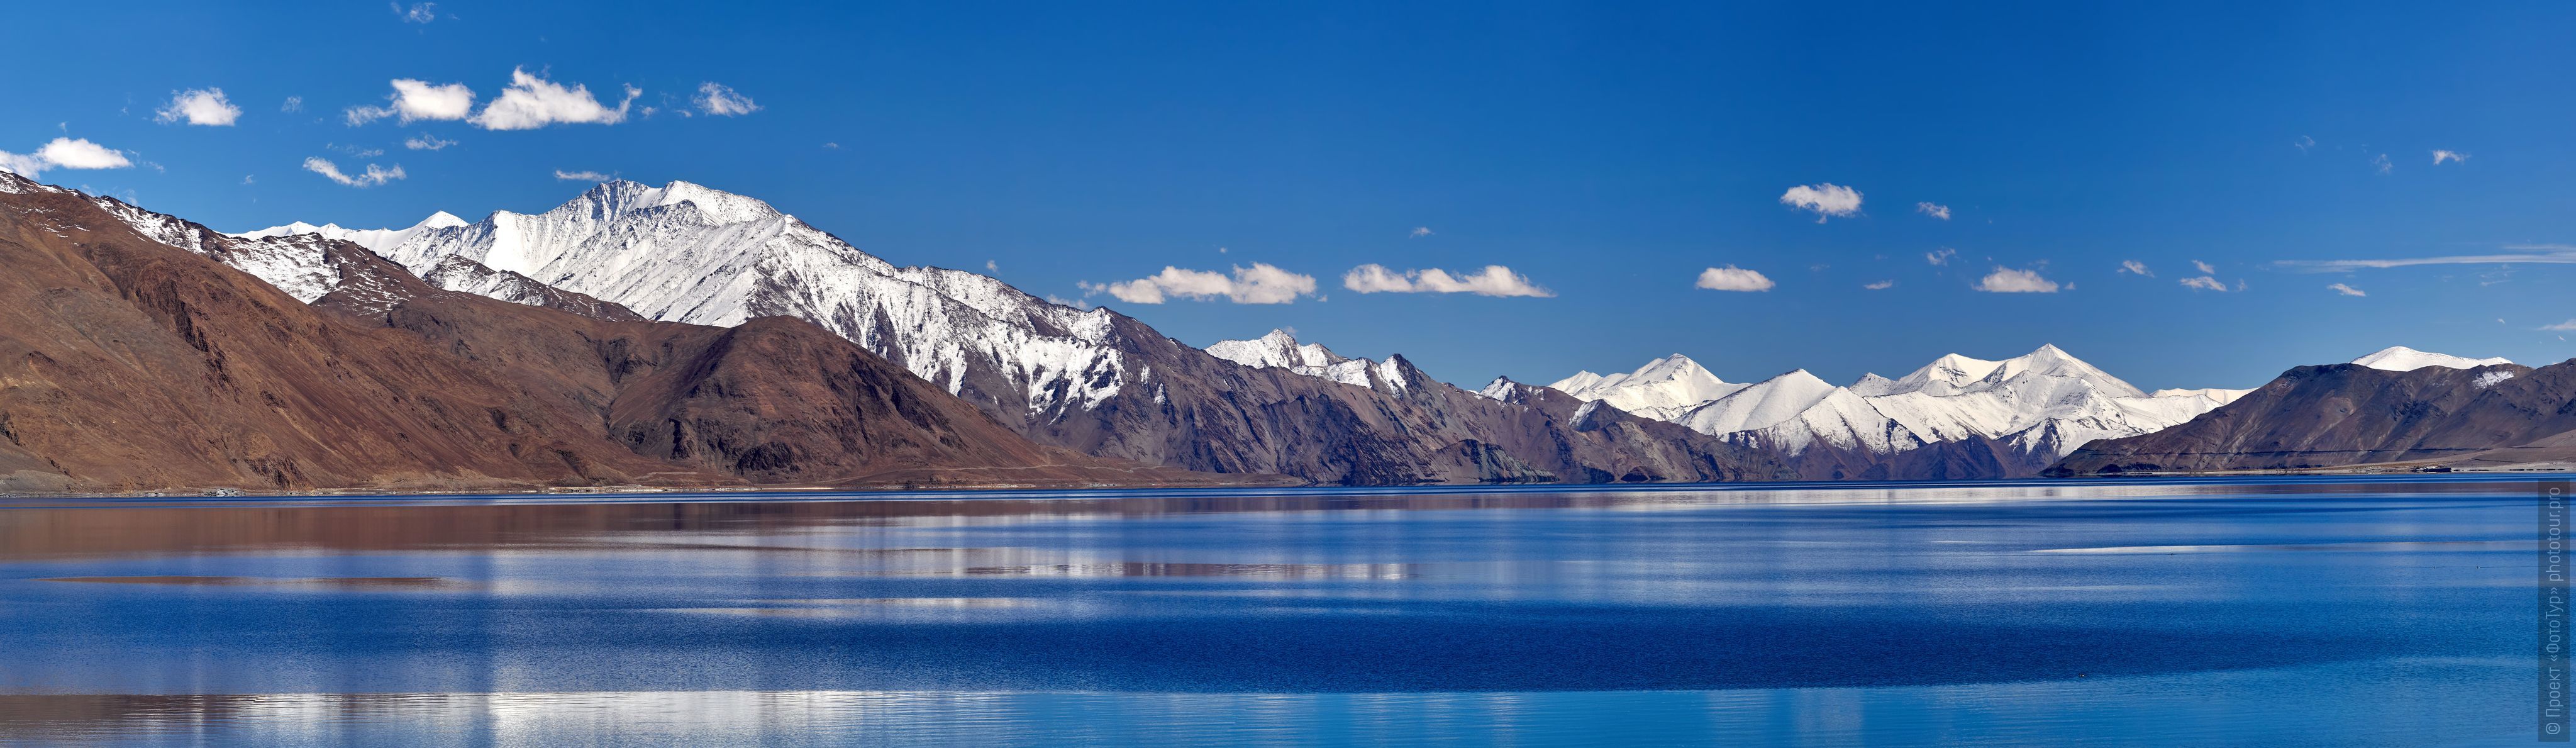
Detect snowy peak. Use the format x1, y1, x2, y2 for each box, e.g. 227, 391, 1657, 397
1546, 371, 1606, 393
1630, 353, 1714, 383
1205, 329, 1408, 393
2351, 346, 2513, 372
1887, 352, 2004, 396
1206, 329, 1352, 371
232, 211, 470, 256
1979, 344, 2147, 399
1546, 354, 1744, 420
566, 179, 784, 225
1675, 369, 1838, 435
1846, 372, 1898, 396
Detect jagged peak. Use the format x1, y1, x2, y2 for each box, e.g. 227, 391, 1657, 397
553, 179, 784, 225
1206, 328, 1355, 372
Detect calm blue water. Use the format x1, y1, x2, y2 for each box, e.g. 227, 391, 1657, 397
0, 476, 2553, 745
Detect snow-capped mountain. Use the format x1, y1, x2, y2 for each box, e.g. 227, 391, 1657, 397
1545, 355, 1746, 421
246, 180, 1136, 416
2350, 346, 2512, 372
1206, 329, 1399, 390
1545, 345, 2251, 477
221, 178, 1780, 485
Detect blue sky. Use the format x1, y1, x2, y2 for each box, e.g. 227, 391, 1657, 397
8, 1, 2575, 391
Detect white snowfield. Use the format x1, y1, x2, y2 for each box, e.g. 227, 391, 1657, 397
1205, 329, 1410, 392
238, 181, 1140, 416
2349, 345, 2512, 372
1543, 346, 2254, 460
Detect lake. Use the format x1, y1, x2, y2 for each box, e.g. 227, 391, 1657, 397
0, 476, 2553, 745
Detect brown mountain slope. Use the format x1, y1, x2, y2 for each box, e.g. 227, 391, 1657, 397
2046, 360, 2576, 475
0, 173, 1235, 493
0, 177, 707, 492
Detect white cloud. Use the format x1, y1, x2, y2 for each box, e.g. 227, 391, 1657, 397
0, 152, 45, 176
692, 82, 760, 116
2371, 154, 2392, 175
2432, 150, 2468, 165
155, 88, 241, 126
2540, 320, 2576, 332
1914, 201, 1950, 220
985, 260, 997, 272
1084, 264, 1318, 304
303, 157, 405, 187
1692, 265, 1775, 292
39, 138, 134, 169
404, 133, 456, 150
552, 169, 613, 181
2277, 245, 2576, 271
2178, 276, 2228, 291
347, 79, 477, 126
1779, 182, 1862, 222
2294, 135, 2315, 153
1, 137, 136, 176
1975, 267, 2058, 293
1409, 226, 1433, 238
1863, 279, 1894, 290
1343, 264, 1553, 298
392, 2, 435, 22
1925, 247, 1957, 265
2192, 259, 2216, 274
2118, 260, 2151, 276
470, 68, 638, 130
2327, 282, 2365, 297
823, 142, 840, 149
280, 96, 303, 113
1340, 265, 1411, 293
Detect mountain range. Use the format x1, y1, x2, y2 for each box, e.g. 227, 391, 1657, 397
9, 168, 2562, 493
6, 175, 1782, 491
1513, 346, 2252, 479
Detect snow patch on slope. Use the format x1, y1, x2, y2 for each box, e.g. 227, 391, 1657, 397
89, 194, 344, 303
